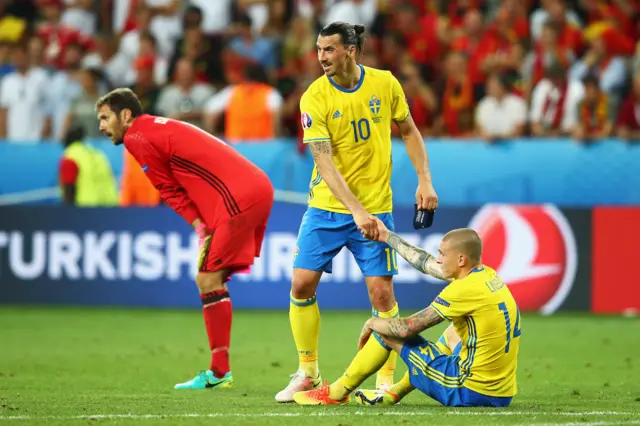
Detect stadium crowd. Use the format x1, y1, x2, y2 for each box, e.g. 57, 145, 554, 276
0, 0, 639, 148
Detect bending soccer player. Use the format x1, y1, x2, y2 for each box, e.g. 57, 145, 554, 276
276, 22, 438, 402
96, 88, 274, 390
294, 219, 521, 406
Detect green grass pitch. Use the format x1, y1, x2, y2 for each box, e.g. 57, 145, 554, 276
1, 307, 639, 425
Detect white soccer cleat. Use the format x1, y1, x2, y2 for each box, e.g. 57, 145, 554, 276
275, 370, 322, 403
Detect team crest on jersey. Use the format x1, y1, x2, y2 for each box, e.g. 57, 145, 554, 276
369, 95, 382, 123
369, 95, 381, 115
301, 113, 313, 129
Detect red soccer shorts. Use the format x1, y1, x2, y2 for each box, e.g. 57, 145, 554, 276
198, 195, 273, 277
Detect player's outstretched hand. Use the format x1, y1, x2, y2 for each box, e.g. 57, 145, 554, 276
354, 211, 379, 241
360, 217, 390, 243
416, 181, 438, 211
358, 319, 374, 350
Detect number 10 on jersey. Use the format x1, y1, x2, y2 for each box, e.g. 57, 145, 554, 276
350, 119, 370, 142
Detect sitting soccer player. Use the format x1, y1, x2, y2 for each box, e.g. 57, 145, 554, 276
293, 219, 521, 407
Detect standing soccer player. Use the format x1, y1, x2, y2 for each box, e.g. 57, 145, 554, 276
295, 222, 521, 406
96, 88, 274, 390
276, 22, 438, 402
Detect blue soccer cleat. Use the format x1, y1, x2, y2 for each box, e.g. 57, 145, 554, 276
174, 370, 233, 390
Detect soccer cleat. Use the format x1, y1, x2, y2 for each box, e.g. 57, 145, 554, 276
174, 370, 233, 390
275, 370, 322, 403
354, 388, 399, 406
293, 381, 350, 406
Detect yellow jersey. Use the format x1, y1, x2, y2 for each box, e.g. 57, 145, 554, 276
299, 64, 410, 214
429, 266, 521, 398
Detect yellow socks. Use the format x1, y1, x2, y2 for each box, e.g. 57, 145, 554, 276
389, 371, 415, 400
329, 326, 392, 400
375, 303, 399, 388
289, 293, 320, 378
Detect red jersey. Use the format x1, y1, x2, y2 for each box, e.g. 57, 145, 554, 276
124, 115, 273, 227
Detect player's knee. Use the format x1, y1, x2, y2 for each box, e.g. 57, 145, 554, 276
367, 282, 395, 312
195, 272, 226, 294
291, 270, 320, 299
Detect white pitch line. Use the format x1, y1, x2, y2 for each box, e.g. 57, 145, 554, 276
0, 411, 636, 421
530, 421, 640, 426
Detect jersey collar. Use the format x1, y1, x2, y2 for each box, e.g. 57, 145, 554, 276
327, 64, 365, 93
471, 266, 485, 273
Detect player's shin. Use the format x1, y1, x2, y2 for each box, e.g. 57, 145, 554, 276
201, 289, 232, 378
329, 332, 391, 400
374, 302, 399, 388
290, 293, 320, 378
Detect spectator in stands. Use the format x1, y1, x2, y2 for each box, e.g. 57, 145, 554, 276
125, 30, 167, 87
260, 0, 292, 39
394, 3, 447, 77
228, 14, 276, 73
27, 35, 48, 72
475, 73, 527, 141
569, 29, 627, 96
58, 124, 118, 206
378, 32, 406, 76
60, 0, 96, 37
572, 74, 614, 142
522, 22, 575, 97
48, 41, 83, 140
0, 43, 50, 142
479, 9, 527, 89
204, 64, 282, 143
168, 6, 224, 86
616, 73, 640, 142
541, 0, 584, 55
129, 56, 160, 115
112, 0, 180, 57
398, 61, 438, 136
323, 0, 377, 28
36, 0, 94, 70
187, 0, 233, 34
451, 9, 487, 100
82, 33, 129, 88
530, 61, 584, 137
530, 0, 582, 42
118, 3, 153, 63
281, 15, 315, 75
0, 42, 14, 79
438, 51, 476, 137
156, 58, 214, 128
64, 66, 104, 139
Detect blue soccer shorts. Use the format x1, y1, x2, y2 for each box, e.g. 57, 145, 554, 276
400, 335, 513, 408
293, 208, 399, 277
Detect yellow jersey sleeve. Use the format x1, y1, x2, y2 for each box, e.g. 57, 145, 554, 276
300, 91, 330, 143
429, 281, 481, 320
390, 75, 410, 122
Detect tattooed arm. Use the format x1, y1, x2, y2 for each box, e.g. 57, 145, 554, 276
309, 141, 378, 237
308, 141, 367, 214
385, 231, 452, 282
361, 307, 445, 343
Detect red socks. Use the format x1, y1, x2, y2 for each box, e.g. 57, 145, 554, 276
200, 290, 232, 378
